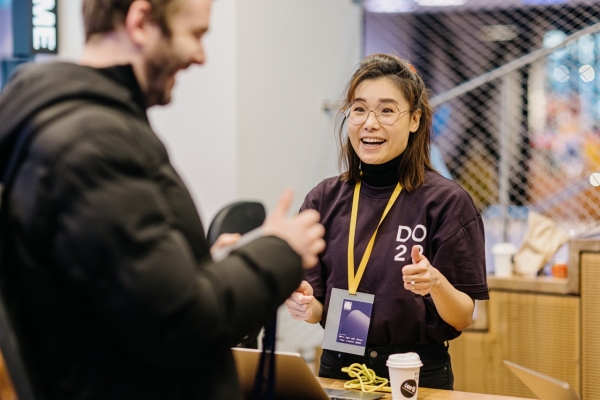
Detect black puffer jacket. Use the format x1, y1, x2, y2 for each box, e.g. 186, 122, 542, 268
0, 62, 303, 400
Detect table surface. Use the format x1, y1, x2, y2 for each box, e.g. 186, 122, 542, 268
317, 377, 534, 400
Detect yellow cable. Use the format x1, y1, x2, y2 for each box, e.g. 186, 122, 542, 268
341, 363, 392, 393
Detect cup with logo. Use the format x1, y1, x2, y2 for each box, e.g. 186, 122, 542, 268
386, 352, 422, 399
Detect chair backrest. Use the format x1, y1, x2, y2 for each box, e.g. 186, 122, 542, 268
207, 201, 267, 350
207, 201, 266, 247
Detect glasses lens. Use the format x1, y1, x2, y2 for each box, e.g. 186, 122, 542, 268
346, 102, 368, 125
375, 102, 401, 125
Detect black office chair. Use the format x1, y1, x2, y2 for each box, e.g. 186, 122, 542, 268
207, 201, 266, 247
207, 201, 266, 349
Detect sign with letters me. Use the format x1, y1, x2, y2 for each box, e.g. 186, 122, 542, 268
13, 0, 58, 57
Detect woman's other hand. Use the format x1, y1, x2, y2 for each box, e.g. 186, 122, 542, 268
285, 280, 323, 323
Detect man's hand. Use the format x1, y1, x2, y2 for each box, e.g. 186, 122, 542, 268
402, 245, 440, 296
285, 281, 316, 321
210, 233, 241, 255
263, 188, 326, 269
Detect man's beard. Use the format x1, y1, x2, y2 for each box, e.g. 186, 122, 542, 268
144, 38, 185, 107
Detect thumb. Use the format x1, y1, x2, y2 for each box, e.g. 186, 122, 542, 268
411, 245, 424, 263
297, 280, 313, 296
271, 188, 294, 219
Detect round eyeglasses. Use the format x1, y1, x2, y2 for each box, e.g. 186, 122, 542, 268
344, 101, 412, 126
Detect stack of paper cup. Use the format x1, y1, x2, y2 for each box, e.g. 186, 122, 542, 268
386, 353, 422, 399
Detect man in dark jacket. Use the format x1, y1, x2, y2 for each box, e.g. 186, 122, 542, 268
0, 0, 325, 399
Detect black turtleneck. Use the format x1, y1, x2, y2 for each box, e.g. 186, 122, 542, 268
361, 155, 402, 187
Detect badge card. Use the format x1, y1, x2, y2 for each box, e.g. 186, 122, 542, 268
322, 288, 374, 356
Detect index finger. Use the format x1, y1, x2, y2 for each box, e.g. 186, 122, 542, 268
402, 264, 427, 276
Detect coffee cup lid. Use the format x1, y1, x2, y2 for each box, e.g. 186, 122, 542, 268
386, 352, 423, 368
492, 242, 517, 255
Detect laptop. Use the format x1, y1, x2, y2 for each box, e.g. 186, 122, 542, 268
504, 360, 580, 400
232, 347, 384, 400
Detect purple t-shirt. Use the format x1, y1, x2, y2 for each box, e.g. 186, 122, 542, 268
301, 170, 488, 346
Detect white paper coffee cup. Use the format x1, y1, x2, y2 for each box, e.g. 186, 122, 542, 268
492, 242, 516, 277
386, 353, 422, 399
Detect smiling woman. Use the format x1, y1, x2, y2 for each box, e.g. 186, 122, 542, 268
284, 53, 489, 391
337, 54, 433, 192
345, 78, 421, 167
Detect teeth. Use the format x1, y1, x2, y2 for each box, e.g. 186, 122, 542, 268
362, 138, 385, 144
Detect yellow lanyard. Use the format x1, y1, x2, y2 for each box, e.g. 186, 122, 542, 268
347, 181, 402, 295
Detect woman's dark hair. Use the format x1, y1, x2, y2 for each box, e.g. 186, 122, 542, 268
82, 0, 182, 41
337, 53, 434, 192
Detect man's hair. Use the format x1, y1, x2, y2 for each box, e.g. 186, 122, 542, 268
336, 53, 434, 192
82, 0, 181, 41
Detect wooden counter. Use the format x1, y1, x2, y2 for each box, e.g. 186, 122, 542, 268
318, 377, 534, 399
486, 274, 570, 294
485, 238, 600, 296
447, 239, 600, 398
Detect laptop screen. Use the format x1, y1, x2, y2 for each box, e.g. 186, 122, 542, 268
232, 348, 383, 400
504, 360, 580, 400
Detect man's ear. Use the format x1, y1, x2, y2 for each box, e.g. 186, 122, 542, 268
124, 0, 156, 46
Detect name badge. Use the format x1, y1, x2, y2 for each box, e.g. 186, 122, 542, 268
322, 288, 374, 356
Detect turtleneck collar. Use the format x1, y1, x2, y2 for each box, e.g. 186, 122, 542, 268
94, 64, 147, 112
361, 155, 402, 187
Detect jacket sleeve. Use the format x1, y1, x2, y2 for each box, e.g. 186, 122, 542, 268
49, 121, 303, 370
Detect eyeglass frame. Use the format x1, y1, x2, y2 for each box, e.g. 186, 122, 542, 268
343, 101, 414, 126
